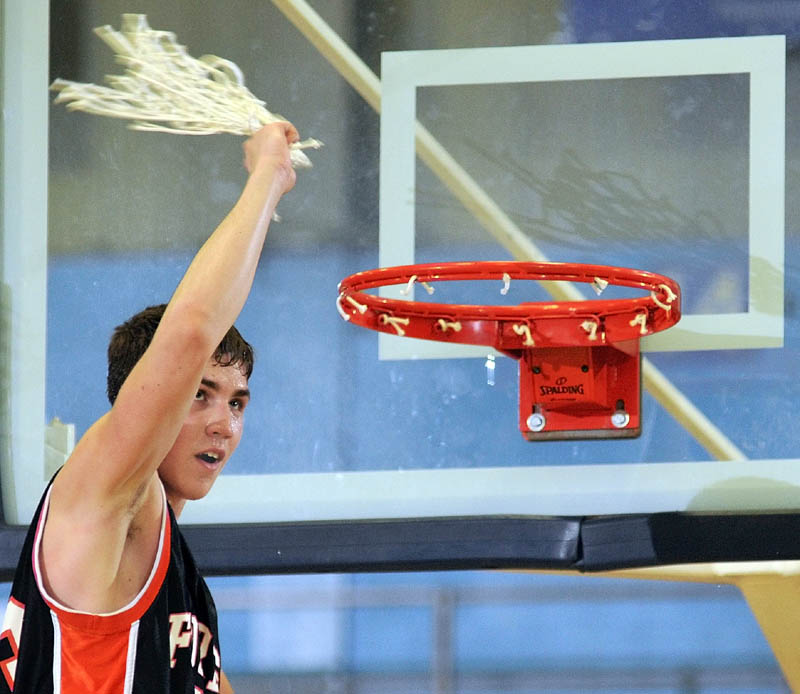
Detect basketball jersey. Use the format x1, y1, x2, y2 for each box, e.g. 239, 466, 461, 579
0, 478, 223, 694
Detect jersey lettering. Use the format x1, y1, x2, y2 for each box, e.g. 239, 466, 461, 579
169, 611, 220, 691
196, 622, 212, 676
169, 612, 195, 667
0, 598, 24, 690
206, 646, 221, 693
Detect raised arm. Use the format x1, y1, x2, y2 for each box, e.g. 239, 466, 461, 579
165, 121, 298, 350
41, 122, 298, 610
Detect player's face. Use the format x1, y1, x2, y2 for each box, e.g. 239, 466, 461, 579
158, 358, 250, 514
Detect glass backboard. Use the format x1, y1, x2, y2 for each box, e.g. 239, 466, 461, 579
3, 0, 799, 535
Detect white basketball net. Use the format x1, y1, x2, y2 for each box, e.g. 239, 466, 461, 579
51, 14, 322, 168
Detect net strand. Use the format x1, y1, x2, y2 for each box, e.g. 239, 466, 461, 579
50, 14, 322, 168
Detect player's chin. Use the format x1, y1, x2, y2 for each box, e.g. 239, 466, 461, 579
184, 468, 224, 499
181, 479, 216, 501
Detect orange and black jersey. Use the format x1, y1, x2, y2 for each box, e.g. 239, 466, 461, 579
1, 477, 222, 693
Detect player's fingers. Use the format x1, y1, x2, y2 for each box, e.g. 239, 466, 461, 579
283, 121, 300, 145
242, 122, 299, 172
267, 119, 298, 140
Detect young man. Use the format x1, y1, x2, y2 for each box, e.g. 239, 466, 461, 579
1, 121, 299, 693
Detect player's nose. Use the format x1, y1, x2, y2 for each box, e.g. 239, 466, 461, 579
206, 406, 234, 439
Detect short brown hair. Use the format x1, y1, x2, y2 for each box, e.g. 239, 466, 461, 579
106, 303, 254, 404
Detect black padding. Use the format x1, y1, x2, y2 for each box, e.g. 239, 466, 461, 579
182, 516, 582, 576
582, 513, 800, 571
4, 512, 800, 581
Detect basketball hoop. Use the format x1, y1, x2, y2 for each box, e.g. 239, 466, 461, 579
337, 261, 681, 440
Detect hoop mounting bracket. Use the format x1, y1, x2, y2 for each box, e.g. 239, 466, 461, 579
517, 342, 641, 441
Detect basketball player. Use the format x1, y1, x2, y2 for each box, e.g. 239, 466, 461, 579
1, 121, 299, 693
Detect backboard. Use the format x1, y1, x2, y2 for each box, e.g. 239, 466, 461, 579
3, 0, 800, 545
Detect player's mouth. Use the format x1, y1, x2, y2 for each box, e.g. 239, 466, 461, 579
196, 449, 225, 468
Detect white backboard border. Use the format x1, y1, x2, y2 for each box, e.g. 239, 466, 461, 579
378, 36, 786, 359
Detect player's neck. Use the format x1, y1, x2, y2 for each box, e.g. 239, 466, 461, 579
165, 491, 187, 518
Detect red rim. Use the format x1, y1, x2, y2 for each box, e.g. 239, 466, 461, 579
338, 261, 680, 350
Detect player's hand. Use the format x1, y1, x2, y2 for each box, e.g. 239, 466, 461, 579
243, 121, 299, 194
